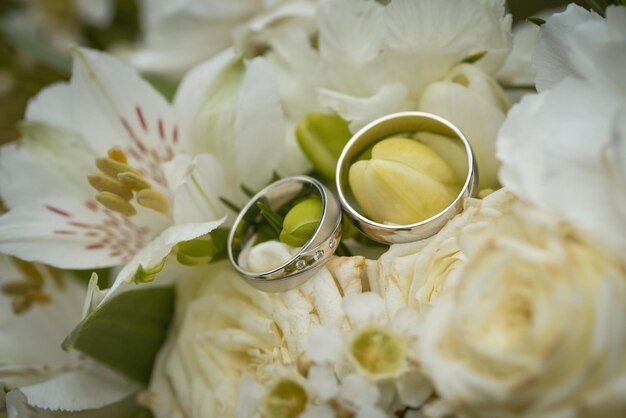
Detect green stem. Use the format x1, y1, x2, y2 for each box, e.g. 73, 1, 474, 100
256, 202, 284, 235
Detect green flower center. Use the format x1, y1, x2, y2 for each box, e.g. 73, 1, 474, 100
350, 328, 405, 375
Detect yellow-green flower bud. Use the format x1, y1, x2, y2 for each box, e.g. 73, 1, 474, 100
296, 113, 352, 181
176, 234, 217, 266
131, 258, 166, 284
263, 379, 308, 418
350, 328, 405, 376
279, 198, 323, 247
349, 137, 461, 225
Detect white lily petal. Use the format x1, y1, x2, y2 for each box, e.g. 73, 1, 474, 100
318, 83, 409, 133
70, 47, 180, 184
318, 0, 385, 66
0, 197, 165, 269
173, 49, 237, 154
0, 256, 84, 370
234, 57, 285, 190
105, 218, 226, 301
16, 370, 139, 412
167, 154, 230, 225
25, 83, 74, 129
0, 142, 85, 209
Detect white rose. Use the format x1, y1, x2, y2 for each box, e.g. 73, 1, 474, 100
144, 242, 367, 418
419, 204, 626, 418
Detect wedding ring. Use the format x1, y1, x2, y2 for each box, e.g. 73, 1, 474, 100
336, 111, 478, 244
228, 176, 343, 292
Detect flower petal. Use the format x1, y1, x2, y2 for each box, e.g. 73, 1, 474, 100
534, 5, 626, 94
104, 218, 226, 301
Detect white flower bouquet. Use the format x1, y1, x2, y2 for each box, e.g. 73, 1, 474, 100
1, 1, 625, 418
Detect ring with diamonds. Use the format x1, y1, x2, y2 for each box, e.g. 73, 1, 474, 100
336, 111, 478, 245
227, 176, 343, 292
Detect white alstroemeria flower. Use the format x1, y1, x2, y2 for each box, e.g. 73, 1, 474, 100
497, 79, 626, 258
533, 4, 626, 94
119, 0, 319, 80
144, 242, 367, 418
0, 255, 139, 414
419, 203, 626, 418
0, 47, 284, 288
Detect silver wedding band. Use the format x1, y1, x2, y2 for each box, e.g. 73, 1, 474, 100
336, 111, 478, 244
227, 176, 343, 292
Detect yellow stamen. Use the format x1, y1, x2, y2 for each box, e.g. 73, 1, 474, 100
2, 281, 39, 295
87, 172, 133, 201
12, 295, 32, 315
28, 290, 51, 304
107, 147, 127, 164
95, 157, 141, 178
96, 192, 137, 216
117, 171, 151, 191
136, 189, 170, 214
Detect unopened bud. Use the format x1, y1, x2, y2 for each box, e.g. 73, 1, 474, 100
279, 198, 323, 247
176, 235, 216, 266
296, 113, 352, 181
349, 137, 460, 225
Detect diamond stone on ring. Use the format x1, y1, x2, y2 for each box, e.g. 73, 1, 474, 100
227, 176, 343, 292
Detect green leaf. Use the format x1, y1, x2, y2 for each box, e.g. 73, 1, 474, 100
63, 287, 175, 385
257, 201, 284, 235
461, 51, 487, 64
526, 16, 546, 26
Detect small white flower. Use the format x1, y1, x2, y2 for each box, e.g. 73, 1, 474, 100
120, 0, 320, 80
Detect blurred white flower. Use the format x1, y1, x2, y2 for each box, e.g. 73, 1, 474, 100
2, 0, 114, 54
533, 4, 626, 94
0, 47, 284, 293
497, 80, 626, 258
120, 0, 320, 80
144, 241, 367, 418
498, 4, 626, 259
419, 202, 626, 418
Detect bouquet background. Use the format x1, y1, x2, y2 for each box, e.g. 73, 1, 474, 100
1, 1, 625, 418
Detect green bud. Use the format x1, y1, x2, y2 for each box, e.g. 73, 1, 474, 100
131, 258, 166, 284
296, 113, 352, 181
349, 137, 461, 225
176, 234, 217, 266
279, 198, 323, 247
263, 379, 308, 418
350, 328, 405, 376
